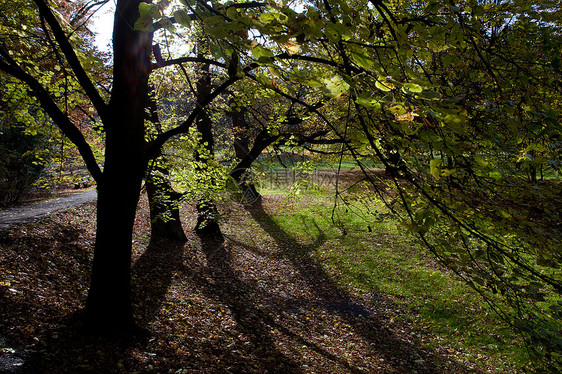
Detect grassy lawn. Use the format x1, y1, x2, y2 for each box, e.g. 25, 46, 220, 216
256, 185, 540, 372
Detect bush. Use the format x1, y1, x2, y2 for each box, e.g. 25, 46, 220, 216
0, 125, 50, 204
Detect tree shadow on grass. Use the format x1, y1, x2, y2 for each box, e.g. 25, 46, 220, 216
198, 232, 399, 373
10, 200, 483, 373
245, 200, 480, 374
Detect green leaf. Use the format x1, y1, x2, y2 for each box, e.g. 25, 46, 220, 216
267, 66, 281, 78
324, 24, 340, 42
304, 78, 323, 87
415, 90, 441, 100
424, 0, 442, 14
388, 104, 406, 114
255, 73, 273, 88
134, 2, 159, 31
251, 45, 274, 61
375, 79, 395, 92
226, 7, 238, 20
322, 76, 350, 98
158, 17, 176, 33
441, 167, 456, 177
428, 40, 449, 52
402, 83, 423, 93
430, 159, 442, 179
488, 171, 502, 180
173, 9, 191, 28
204, 15, 225, 28
351, 51, 374, 69
356, 97, 381, 110
259, 12, 277, 24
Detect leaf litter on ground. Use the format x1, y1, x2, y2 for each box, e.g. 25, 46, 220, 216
0, 193, 524, 373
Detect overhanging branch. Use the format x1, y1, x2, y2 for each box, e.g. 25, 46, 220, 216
153, 1, 266, 31
33, 0, 108, 120
0, 53, 102, 183
151, 56, 225, 70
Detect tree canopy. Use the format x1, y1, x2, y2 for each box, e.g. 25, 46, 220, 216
1, 0, 560, 366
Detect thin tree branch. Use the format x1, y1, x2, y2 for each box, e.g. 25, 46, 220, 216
145, 71, 247, 162
70, 0, 109, 26
230, 129, 279, 180
153, 1, 266, 31
0, 52, 102, 182
151, 56, 225, 70
33, 0, 108, 120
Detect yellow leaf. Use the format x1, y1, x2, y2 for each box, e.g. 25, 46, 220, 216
283, 40, 300, 55
430, 159, 442, 179
395, 112, 419, 122
375, 80, 394, 91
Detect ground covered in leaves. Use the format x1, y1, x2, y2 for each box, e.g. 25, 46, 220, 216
0, 194, 523, 373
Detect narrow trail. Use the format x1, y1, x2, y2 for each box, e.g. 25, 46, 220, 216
0, 190, 97, 231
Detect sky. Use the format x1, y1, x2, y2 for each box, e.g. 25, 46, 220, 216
91, 1, 115, 51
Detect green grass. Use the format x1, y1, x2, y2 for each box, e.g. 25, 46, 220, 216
255, 157, 381, 171
257, 189, 541, 373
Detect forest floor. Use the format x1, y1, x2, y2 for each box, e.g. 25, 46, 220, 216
0, 190, 525, 373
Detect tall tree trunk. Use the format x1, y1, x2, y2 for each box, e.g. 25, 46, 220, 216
85, 165, 143, 332
230, 105, 262, 205
193, 33, 222, 238
145, 85, 187, 242
146, 162, 187, 242
84, 0, 151, 332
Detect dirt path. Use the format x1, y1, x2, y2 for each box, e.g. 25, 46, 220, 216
0, 189, 97, 231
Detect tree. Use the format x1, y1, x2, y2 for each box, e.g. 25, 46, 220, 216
1, 0, 152, 330
217, 0, 561, 361
226, 80, 343, 204
0, 0, 250, 331
1, 3, 559, 365
0, 0, 105, 192
301, 0, 561, 360
0, 123, 50, 204
145, 87, 187, 242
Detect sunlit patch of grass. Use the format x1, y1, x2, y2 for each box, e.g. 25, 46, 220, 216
262, 190, 535, 373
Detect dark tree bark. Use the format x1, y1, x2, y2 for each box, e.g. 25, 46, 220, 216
145, 85, 187, 242
84, 0, 152, 332
1, 0, 246, 333
193, 35, 222, 238
146, 163, 187, 242
229, 105, 263, 205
